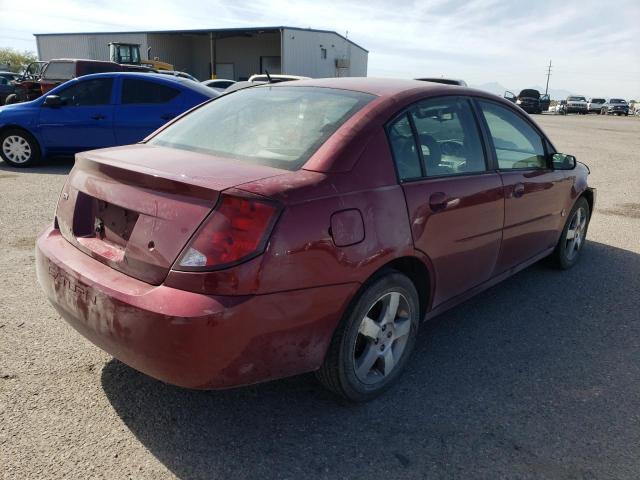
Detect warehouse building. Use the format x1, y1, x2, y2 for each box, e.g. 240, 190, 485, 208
34, 27, 368, 81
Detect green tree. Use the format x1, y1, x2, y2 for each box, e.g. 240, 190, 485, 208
0, 47, 37, 73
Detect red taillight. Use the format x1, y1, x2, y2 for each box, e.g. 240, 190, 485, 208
175, 191, 279, 270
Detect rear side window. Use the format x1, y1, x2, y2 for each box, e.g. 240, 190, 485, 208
478, 100, 546, 169
410, 97, 486, 176
388, 114, 422, 181
81, 63, 120, 75
57, 78, 114, 106
121, 79, 181, 104
149, 86, 374, 171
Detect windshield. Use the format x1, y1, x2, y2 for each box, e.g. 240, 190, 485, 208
610, 99, 626, 104
591, 98, 605, 103
568, 96, 586, 102
149, 86, 375, 170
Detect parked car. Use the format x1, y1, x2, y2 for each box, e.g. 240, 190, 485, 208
4, 61, 48, 104
35, 78, 594, 401
0, 72, 217, 167
415, 78, 468, 86
157, 70, 198, 82
565, 95, 588, 114
587, 97, 606, 113
504, 89, 549, 114
0, 75, 17, 104
0, 71, 21, 82
225, 74, 310, 93
201, 78, 236, 93
600, 98, 629, 116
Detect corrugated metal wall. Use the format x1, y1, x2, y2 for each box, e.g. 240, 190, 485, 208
282, 29, 368, 78
36, 33, 148, 62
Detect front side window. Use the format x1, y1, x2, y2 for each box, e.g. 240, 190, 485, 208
478, 100, 546, 169
121, 79, 180, 104
149, 86, 375, 170
410, 97, 486, 176
56, 78, 114, 106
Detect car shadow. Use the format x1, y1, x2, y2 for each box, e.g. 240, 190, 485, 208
101, 241, 640, 479
0, 155, 74, 175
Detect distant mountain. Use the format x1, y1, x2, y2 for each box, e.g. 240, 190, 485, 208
472, 82, 575, 100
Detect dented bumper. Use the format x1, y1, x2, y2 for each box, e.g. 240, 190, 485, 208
36, 226, 357, 389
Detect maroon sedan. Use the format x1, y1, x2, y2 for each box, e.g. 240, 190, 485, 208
36, 78, 595, 401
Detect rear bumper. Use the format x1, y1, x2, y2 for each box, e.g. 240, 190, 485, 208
36, 227, 358, 389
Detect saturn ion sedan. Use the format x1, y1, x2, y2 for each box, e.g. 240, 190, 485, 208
36, 78, 595, 401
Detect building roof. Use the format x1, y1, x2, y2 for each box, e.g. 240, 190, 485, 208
33, 26, 368, 53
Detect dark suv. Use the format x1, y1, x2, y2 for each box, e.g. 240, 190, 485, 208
600, 99, 629, 116
504, 89, 549, 114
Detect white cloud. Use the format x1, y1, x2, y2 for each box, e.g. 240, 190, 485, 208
0, 0, 638, 97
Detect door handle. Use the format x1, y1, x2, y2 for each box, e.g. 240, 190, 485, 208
513, 183, 525, 198
91, 114, 106, 120
160, 113, 176, 120
429, 192, 460, 212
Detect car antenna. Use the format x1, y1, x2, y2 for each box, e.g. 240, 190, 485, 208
265, 70, 273, 83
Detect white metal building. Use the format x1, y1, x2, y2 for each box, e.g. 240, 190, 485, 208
34, 27, 368, 81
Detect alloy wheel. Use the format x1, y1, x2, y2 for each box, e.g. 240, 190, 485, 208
565, 206, 587, 261
353, 291, 412, 385
2, 135, 32, 164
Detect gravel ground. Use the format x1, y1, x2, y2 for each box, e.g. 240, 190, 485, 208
1, 114, 639, 480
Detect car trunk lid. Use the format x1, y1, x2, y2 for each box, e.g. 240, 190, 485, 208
56, 144, 285, 285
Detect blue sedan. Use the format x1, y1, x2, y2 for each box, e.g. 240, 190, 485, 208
0, 72, 218, 167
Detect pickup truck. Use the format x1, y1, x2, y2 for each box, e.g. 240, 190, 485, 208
504, 89, 549, 114
565, 96, 588, 114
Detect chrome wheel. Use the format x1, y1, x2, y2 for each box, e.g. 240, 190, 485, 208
565, 206, 587, 261
353, 291, 412, 385
2, 135, 32, 164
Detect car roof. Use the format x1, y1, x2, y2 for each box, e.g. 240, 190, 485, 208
63, 72, 218, 97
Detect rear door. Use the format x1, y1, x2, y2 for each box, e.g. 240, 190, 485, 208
475, 99, 572, 273
38, 77, 115, 152
390, 96, 504, 308
113, 77, 183, 145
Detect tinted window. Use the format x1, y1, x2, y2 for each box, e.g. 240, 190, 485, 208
388, 114, 422, 180
411, 97, 486, 176
478, 100, 546, 169
122, 79, 181, 104
610, 99, 626, 104
57, 78, 114, 106
149, 86, 374, 171
81, 63, 120, 75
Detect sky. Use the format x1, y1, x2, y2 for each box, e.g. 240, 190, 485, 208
1, 0, 639, 98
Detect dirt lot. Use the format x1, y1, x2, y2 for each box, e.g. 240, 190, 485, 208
1, 114, 639, 480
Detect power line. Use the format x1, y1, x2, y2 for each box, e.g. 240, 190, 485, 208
545, 60, 552, 95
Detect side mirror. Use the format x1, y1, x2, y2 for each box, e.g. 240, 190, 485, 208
551, 153, 576, 170
43, 95, 63, 107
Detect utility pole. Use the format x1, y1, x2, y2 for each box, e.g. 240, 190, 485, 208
545, 60, 552, 95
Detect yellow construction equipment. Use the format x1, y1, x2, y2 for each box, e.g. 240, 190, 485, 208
108, 42, 173, 71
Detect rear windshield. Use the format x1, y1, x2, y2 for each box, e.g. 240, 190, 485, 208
42, 62, 75, 80
519, 89, 540, 98
149, 86, 375, 170
591, 98, 605, 103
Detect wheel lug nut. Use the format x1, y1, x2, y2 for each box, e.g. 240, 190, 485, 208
374, 339, 379, 344
380, 345, 385, 351
387, 332, 392, 338
382, 325, 386, 331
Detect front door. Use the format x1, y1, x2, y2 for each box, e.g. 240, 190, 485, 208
38, 77, 115, 153
388, 96, 504, 308
476, 99, 572, 273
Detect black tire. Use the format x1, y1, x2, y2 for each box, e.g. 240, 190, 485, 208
4, 93, 18, 105
0, 128, 41, 167
316, 270, 420, 402
551, 197, 590, 270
